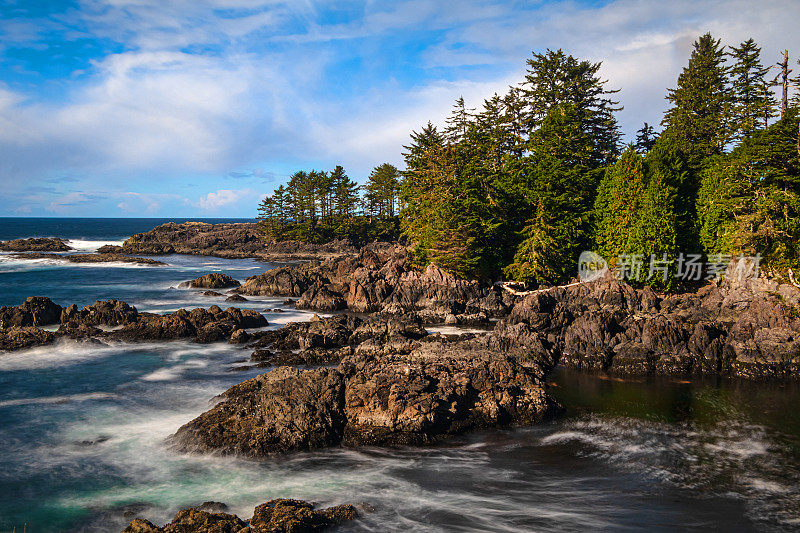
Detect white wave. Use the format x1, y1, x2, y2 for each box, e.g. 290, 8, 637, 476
141, 359, 209, 381
66, 239, 126, 253
0, 392, 116, 408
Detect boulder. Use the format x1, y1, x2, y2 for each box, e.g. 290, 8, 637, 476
0, 296, 62, 328
0, 237, 70, 251
180, 273, 240, 289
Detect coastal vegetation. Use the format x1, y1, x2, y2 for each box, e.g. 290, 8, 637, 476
257, 33, 800, 285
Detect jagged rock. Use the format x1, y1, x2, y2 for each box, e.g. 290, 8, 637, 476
0, 237, 70, 251
0, 296, 62, 328
173, 329, 557, 457
121, 499, 357, 533
180, 273, 240, 289
112, 307, 267, 343
0, 326, 55, 351
504, 275, 800, 379
116, 222, 356, 260
237, 244, 509, 317
229, 329, 250, 344
61, 300, 139, 327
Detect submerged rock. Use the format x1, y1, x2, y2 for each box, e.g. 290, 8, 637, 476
10, 252, 164, 265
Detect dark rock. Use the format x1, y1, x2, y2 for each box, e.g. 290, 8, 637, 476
194, 501, 229, 513
0, 237, 70, 251
10, 252, 164, 265
225, 294, 248, 303
0, 326, 55, 351
61, 300, 139, 327
250, 499, 358, 532
116, 221, 356, 260
180, 273, 240, 289
0, 296, 62, 328
203, 291, 224, 297
173, 330, 557, 456
121, 499, 357, 532
238, 244, 508, 317
229, 329, 250, 344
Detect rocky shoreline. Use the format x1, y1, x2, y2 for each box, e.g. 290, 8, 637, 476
3, 236, 800, 531
103, 221, 358, 261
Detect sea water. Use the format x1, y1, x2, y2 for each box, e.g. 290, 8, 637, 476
0, 218, 799, 532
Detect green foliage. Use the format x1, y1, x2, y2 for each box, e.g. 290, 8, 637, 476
728, 39, 776, 141
364, 163, 400, 218
256, 35, 800, 286
256, 165, 399, 244
698, 109, 800, 270
662, 33, 730, 163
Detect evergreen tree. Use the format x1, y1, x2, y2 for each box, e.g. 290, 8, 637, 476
330, 165, 360, 219
662, 33, 730, 163
444, 96, 475, 143
634, 122, 658, 152
365, 163, 401, 218
698, 109, 800, 270
729, 39, 775, 140
522, 49, 621, 166
503, 49, 621, 284
503, 102, 606, 283
594, 148, 648, 261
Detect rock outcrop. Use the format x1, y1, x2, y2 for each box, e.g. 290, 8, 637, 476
122, 498, 358, 533
0, 326, 55, 351
172, 325, 557, 457
0, 296, 62, 328
236, 243, 514, 320
110, 222, 357, 260
500, 272, 800, 379
179, 273, 240, 289
0, 237, 71, 251
0, 297, 268, 351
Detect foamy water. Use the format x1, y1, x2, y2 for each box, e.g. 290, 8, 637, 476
2, 223, 800, 531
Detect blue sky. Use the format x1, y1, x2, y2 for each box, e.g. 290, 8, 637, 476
0, 0, 798, 217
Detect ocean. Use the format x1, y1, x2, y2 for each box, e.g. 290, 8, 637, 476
0, 218, 798, 532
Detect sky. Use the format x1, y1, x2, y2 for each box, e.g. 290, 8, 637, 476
0, 0, 799, 218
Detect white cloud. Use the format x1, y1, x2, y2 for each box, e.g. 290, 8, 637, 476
1, 0, 800, 214
192, 188, 256, 211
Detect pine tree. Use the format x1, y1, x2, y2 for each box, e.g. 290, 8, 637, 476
594, 148, 648, 261
330, 165, 360, 220
444, 96, 475, 143
522, 49, 621, 166
503, 102, 605, 283
503, 50, 621, 284
662, 33, 730, 163
729, 39, 775, 141
634, 123, 658, 153
698, 109, 800, 270
365, 163, 400, 218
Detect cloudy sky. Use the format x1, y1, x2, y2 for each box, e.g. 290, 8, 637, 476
0, 0, 798, 217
